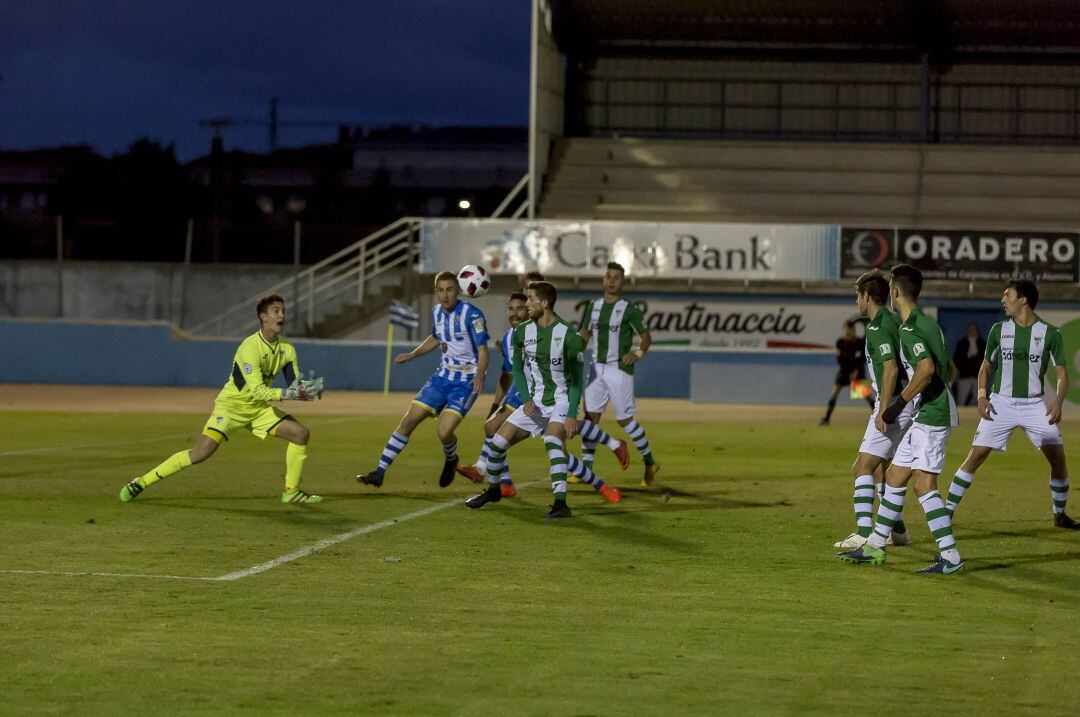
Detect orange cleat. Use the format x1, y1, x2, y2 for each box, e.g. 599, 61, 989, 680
599, 484, 622, 503
612, 440, 630, 470
500, 482, 517, 498
456, 464, 483, 484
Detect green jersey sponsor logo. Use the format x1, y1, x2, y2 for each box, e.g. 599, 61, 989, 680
517, 318, 583, 407
987, 317, 1065, 399
582, 297, 647, 374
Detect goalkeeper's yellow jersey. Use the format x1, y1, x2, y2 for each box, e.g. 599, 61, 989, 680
214, 331, 300, 410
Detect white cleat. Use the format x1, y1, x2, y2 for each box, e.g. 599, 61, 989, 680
834, 532, 869, 549
887, 530, 911, 546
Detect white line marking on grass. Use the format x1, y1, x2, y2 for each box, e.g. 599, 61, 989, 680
215, 480, 541, 581
1, 479, 543, 582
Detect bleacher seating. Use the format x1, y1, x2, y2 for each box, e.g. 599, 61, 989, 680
540, 138, 1080, 230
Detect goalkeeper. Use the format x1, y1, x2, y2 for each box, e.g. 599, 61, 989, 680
119, 294, 326, 505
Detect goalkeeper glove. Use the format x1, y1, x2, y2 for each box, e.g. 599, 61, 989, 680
881, 395, 909, 424
301, 374, 325, 400
283, 378, 310, 401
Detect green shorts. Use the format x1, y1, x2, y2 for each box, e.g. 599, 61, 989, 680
202, 401, 291, 442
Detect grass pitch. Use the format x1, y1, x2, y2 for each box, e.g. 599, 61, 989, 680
2, 392, 1078, 715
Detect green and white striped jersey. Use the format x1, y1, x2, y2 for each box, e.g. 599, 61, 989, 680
864, 306, 905, 398
580, 297, 648, 375
985, 317, 1065, 398
513, 316, 584, 410
898, 307, 958, 427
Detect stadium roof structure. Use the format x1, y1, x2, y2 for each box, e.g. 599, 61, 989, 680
549, 0, 1080, 59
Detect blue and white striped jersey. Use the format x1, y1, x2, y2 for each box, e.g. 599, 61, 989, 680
500, 327, 514, 375
430, 300, 489, 383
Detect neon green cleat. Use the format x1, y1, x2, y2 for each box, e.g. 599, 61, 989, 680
837, 544, 886, 565
119, 479, 145, 503
282, 489, 323, 504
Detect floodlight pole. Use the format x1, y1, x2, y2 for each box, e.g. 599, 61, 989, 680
527, 0, 539, 219
55, 216, 63, 317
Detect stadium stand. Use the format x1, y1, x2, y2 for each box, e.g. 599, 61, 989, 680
539, 138, 1080, 229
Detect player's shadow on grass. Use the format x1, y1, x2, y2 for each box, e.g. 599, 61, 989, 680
493, 504, 699, 553
951, 524, 1080, 547
488, 486, 791, 553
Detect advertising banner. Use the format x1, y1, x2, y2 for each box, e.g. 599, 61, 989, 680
840, 227, 895, 278
567, 296, 865, 350
421, 219, 838, 281
841, 227, 1079, 282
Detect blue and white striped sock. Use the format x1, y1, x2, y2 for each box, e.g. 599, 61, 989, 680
580, 420, 619, 450
442, 437, 458, 463
568, 453, 604, 490
377, 431, 408, 476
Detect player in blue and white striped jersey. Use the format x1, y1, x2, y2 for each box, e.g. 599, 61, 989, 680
356, 271, 490, 489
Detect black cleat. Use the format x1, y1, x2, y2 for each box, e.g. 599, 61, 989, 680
1054, 512, 1080, 530
544, 501, 572, 519
439, 458, 457, 488
466, 485, 502, 509
356, 470, 384, 488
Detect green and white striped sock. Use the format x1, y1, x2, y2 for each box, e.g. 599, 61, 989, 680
946, 470, 974, 514
853, 474, 876, 538
918, 490, 959, 560
484, 435, 510, 486
1050, 474, 1069, 515
544, 436, 568, 500
623, 419, 655, 466
869, 484, 907, 549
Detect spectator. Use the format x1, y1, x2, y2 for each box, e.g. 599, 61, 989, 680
952, 322, 985, 406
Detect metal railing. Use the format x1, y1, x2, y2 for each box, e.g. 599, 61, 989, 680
190, 178, 535, 338
491, 172, 530, 218
190, 217, 421, 337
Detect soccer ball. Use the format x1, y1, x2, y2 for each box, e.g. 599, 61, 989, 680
457, 264, 490, 298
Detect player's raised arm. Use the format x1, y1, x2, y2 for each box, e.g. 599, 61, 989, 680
395, 334, 440, 364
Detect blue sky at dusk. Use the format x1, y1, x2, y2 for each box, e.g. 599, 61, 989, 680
0, 1, 531, 159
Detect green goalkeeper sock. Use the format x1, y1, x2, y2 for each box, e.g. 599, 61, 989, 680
284, 443, 309, 493
139, 450, 192, 487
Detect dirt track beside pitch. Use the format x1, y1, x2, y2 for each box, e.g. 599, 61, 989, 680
1, 383, 845, 423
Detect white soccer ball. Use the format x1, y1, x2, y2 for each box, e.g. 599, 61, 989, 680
457, 264, 490, 298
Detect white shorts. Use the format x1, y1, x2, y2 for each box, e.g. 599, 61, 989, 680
585, 362, 638, 420
858, 400, 916, 460
892, 423, 953, 475
506, 402, 570, 438
973, 394, 1065, 452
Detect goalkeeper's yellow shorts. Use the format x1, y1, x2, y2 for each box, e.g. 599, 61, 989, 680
202, 402, 291, 442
